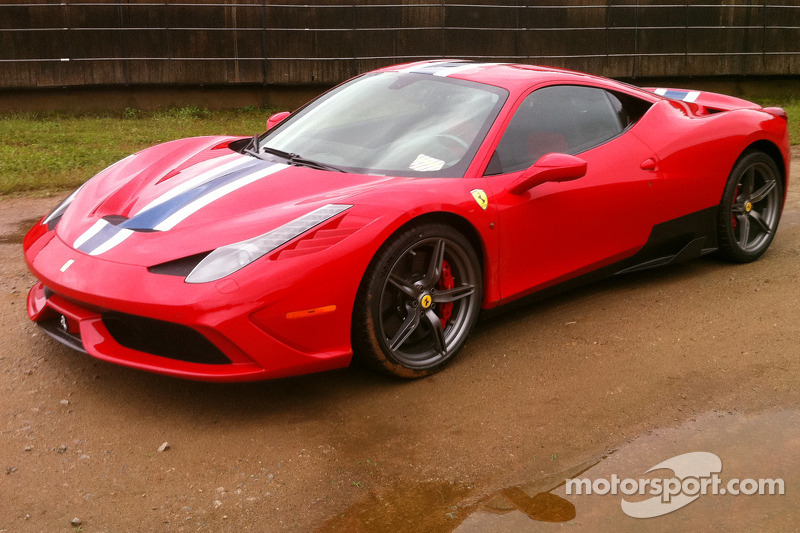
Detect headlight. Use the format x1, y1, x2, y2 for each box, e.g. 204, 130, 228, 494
185, 204, 352, 284
42, 185, 84, 230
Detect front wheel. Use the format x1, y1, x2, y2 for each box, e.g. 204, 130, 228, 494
717, 151, 783, 263
352, 222, 482, 378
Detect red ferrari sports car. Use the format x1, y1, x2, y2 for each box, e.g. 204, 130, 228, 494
24, 60, 789, 381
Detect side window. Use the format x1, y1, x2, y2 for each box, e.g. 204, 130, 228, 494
486, 85, 649, 175
607, 90, 653, 129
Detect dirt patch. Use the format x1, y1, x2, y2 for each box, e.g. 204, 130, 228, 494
1, 152, 799, 532
0, 217, 43, 244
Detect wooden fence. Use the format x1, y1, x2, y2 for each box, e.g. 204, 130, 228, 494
2, 1, 799, 89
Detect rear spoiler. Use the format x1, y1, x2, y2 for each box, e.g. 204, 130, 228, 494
642, 87, 782, 117
763, 107, 788, 121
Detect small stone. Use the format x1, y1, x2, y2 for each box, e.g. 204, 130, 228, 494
23, 446, 32, 452
157, 442, 170, 452
60, 399, 70, 406
6, 466, 18, 474
213, 499, 223, 508
71, 517, 82, 526
57, 445, 67, 454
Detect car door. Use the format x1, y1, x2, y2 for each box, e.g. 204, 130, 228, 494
484, 84, 660, 302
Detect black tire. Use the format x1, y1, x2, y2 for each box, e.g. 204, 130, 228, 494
352, 222, 482, 378
717, 151, 783, 263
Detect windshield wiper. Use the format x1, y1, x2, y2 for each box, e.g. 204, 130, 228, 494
243, 133, 264, 159
288, 153, 346, 173
261, 146, 346, 173
260, 145, 294, 161
244, 139, 345, 173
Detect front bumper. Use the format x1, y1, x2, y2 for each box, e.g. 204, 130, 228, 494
25, 230, 359, 382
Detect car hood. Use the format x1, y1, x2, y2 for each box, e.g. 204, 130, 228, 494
55, 136, 395, 266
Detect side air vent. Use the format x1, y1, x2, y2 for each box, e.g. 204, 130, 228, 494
272, 216, 361, 260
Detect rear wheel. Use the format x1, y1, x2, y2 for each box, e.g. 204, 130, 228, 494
353, 222, 482, 378
717, 151, 783, 263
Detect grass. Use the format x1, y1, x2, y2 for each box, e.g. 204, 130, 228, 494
0, 107, 273, 196
781, 101, 800, 146
0, 102, 797, 196
753, 97, 800, 145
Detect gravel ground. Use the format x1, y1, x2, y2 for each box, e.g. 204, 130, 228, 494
1, 148, 798, 532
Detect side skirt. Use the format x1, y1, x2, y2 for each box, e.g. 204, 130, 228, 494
484, 206, 719, 318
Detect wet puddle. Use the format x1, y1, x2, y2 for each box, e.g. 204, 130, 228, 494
486, 487, 576, 522
319, 480, 474, 532
0, 217, 40, 244
456, 409, 799, 532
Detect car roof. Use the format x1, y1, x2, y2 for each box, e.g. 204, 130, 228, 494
376, 60, 659, 101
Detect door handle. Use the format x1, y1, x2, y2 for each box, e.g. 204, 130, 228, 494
640, 158, 657, 171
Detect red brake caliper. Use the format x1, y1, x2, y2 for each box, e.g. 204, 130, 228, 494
437, 260, 455, 328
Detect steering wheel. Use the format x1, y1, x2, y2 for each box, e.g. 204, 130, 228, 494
431, 134, 469, 151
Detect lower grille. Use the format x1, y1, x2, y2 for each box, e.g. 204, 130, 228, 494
102, 312, 231, 365
39, 317, 87, 354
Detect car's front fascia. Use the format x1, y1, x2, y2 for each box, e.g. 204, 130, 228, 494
24, 192, 404, 381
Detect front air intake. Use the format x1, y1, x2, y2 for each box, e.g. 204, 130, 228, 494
102, 312, 231, 365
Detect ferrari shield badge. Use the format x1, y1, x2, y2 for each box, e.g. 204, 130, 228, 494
420, 294, 432, 309
471, 189, 488, 210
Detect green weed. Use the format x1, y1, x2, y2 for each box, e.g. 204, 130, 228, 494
0, 108, 272, 195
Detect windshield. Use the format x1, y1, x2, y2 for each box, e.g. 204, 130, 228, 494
257, 72, 508, 177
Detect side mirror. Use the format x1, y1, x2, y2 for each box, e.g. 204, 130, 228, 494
266, 111, 290, 130
508, 153, 587, 195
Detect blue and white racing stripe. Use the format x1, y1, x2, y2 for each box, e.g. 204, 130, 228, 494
73, 219, 134, 256
136, 153, 248, 214
73, 157, 288, 256
654, 88, 701, 103
397, 60, 501, 77
122, 158, 272, 232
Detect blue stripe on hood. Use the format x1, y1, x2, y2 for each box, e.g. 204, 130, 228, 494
120, 158, 272, 231
75, 222, 119, 254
